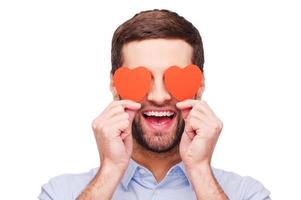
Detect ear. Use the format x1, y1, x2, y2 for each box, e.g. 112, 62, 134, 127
195, 73, 205, 100
110, 73, 120, 100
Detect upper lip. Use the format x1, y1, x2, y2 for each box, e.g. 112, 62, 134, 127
141, 107, 176, 113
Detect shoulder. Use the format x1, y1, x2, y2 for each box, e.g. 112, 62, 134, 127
212, 167, 271, 200
39, 168, 98, 200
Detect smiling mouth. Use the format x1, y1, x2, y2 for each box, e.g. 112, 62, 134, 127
142, 110, 176, 130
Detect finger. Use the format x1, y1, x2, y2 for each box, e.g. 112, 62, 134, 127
187, 115, 219, 138
189, 106, 213, 121
180, 108, 191, 120
97, 119, 129, 138
178, 100, 217, 120
123, 131, 133, 156
104, 107, 138, 137
106, 105, 127, 118
184, 120, 195, 135
187, 113, 213, 127
120, 132, 129, 140
176, 99, 197, 120
193, 101, 216, 117
111, 119, 130, 136
114, 100, 141, 110
124, 109, 137, 135
185, 129, 196, 140
176, 99, 198, 110
189, 109, 218, 125
125, 109, 136, 122
100, 100, 140, 119
180, 129, 193, 149
99, 100, 140, 119
109, 112, 130, 124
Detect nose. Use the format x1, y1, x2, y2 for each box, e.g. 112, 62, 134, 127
147, 76, 172, 105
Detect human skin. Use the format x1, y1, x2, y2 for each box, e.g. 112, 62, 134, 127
77, 39, 228, 200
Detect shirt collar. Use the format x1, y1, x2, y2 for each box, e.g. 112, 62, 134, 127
121, 159, 139, 189
177, 161, 193, 189
121, 159, 192, 190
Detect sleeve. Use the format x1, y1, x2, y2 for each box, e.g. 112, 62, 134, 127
38, 175, 73, 200
38, 187, 53, 200
240, 176, 271, 200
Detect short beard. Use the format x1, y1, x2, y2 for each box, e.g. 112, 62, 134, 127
132, 115, 185, 153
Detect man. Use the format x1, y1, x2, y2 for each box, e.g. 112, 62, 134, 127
39, 9, 270, 200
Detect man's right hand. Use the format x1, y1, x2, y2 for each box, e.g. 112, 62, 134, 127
77, 100, 141, 200
92, 100, 141, 171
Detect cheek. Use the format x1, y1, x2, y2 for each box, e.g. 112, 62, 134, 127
134, 113, 147, 131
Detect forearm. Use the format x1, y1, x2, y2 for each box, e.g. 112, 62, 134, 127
187, 165, 228, 200
76, 164, 125, 200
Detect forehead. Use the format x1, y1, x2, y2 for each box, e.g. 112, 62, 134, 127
122, 39, 193, 73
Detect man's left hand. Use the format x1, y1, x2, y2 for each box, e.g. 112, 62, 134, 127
176, 100, 223, 171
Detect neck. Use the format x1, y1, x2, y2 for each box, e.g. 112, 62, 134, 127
131, 141, 182, 182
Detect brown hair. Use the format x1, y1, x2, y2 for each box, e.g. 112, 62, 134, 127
111, 9, 204, 74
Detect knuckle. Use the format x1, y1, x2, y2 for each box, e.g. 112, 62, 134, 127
101, 126, 110, 135
111, 100, 121, 108
92, 119, 101, 130
218, 120, 223, 130
112, 100, 120, 105
190, 110, 199, 118
92, 113, 106, 129
93, 120, 106, 132
91, 120, 97, 130
195, 102, 202, 109
190, 118, 198, 127
118, 105, 125, 112
187, 114, 193, 122
215, 118, 223, 128
123, 112, 130, 119
121, 120, 130, 128
109, 101, 117, 108
214, 119, 223, 132
201, 100, 208, 105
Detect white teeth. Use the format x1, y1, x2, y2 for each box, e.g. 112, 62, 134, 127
144, 111, 174, 117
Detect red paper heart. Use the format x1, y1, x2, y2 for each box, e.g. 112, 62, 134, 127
164, 64, 203, 101
113, 66, 152, 102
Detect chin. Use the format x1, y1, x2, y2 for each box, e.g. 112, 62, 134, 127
132, 113, 184, 153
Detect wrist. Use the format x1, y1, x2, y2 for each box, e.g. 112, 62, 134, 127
185, 164, 228, 199
99, 160, 128, 179
84, 162, 127, 199
184, 161, 211, 174
101, 157, 130, 170
185, 163, 212, 182
96, 160, 128, 187
186, 164, 212, 177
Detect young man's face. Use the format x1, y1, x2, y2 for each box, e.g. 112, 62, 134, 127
112, 39, 203, 153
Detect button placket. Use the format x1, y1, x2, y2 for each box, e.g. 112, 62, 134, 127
151, 189, 160, 200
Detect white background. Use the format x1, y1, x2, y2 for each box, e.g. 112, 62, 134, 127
0, 0, 300, 199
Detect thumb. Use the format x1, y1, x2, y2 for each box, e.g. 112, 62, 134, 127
180, 129, 191, 154
184, 121, 196, 140
121, 108, 137, 155
124, 108, 137, 133
123, 130, 133, 156
181, 131, 191, 146
180, 108, 191, 120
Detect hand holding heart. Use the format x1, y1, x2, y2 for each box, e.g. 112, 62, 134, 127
92, 100, 141, 170
176, 100, 223, 170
